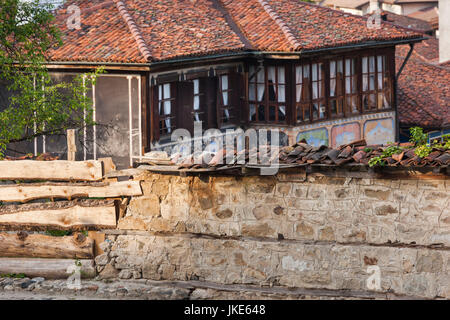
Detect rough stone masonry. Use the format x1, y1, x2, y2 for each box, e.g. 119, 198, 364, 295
98, 169, 450, 299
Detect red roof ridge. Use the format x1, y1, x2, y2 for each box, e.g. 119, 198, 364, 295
113, 0, 152, 62
256, 0, 302, 51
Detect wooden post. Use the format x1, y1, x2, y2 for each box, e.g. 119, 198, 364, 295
67, 129, 77, 161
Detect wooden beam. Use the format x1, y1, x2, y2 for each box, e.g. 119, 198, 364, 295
0, 181, 142, 202
0, 232, 94, 259
0, 160, 103, 181
0, 258, 95, 279
0, 201, 117, 231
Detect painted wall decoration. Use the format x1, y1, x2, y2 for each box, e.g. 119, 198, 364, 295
364, 118, 395, 145
296, 128, 329, 147
330, 122, 361, 148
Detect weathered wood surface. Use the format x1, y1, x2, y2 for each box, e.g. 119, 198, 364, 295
67, 129, 77, 161
0, 200, 117, 231
0, 181, 142, 202
0, 232, 94, 259
0, 258, 95, 279
0, 160, 103, 181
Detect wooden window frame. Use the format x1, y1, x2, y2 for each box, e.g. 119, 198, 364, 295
361, 51, 393, 112
218, 74, 234, 126
248, 64, 288, 124
157, 83, 176, 136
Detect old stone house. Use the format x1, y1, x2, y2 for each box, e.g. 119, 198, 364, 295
11, 0, 426, 167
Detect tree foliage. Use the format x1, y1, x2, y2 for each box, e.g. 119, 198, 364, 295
0, 0, 101, 158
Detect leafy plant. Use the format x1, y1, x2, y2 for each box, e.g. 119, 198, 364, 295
414, 144, 432, 158
368, 146, 403, 167
409, 127, 427, 146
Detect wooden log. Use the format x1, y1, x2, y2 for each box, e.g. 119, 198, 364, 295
0, 232, 94, 259
0, 201, 117, 231
0, 258, 95, 279
88, 231, 105, 257
0, 160, 103, 181
0, 181, 142, 202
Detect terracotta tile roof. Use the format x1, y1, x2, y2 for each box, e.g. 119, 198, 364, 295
145, 139, 450, 170
262, 0, 422, 51
48, 0, 423, 63
376, 11, 434, 34
396, 54, 450, 128
396, 38, 440, 64
48, 1, 146, 63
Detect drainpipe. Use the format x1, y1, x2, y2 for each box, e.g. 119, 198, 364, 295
395, 43, 415, 142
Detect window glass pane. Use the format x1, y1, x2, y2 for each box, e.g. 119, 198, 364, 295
369, 56, 375, 73
362, 57, 368, 73
312, 64, 318, 81
378, 73, 383, 89
330, 61, 336, 97
163, 83, 170, 99
296, 66, 302, 84
257, 83, 265, 101
222, 92, 228, 106
258, 105, 265, 121
377, 56, 384, 72
194, 96, 200, 110
249, 65, 255, 79
369, 74, 375, 90
193, 79, 199, 94
363, 75, 368, 91
296, 84, 302, 103
249, 83, 256, 101
278, 84, 285, 103
303, 65, 310, 78
278, 67, 285, 84
318, 63, 323, 80
312, 82, 318, 99
269, 105, 276, 121
221, 75, 228, 91
164, 101, 171, 115
158, 85, 162, 100
346, 77, 351, 94
257, 68, 265, 83
268, 66, 276, 87
250, 104, 256, 121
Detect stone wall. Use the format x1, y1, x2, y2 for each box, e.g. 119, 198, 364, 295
99, 170, 450, 299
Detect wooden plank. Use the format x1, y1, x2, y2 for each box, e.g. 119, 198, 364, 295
0, 232, 94, 259
0, 258, 95, 279
0, 160, 103, 181
0, 202, 117, 231
67, 129, 77, 161
0, 181, 142, 202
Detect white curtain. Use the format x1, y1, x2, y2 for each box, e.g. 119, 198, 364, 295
257, 68, 265, 101
330, 61, 336, 97
221, 75, 228, 106
163, 83, 171, 132
296, 66, 302, 102
312, 63, 318, 100
277, 67, 286, 103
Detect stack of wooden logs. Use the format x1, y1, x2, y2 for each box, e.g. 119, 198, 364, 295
0, 159, 142, 279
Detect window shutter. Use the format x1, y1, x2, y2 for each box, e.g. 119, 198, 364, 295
228, 70, 243, 126
151, 84, 160, 142
205, 76, 218, 129
176, 81, 194, 134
